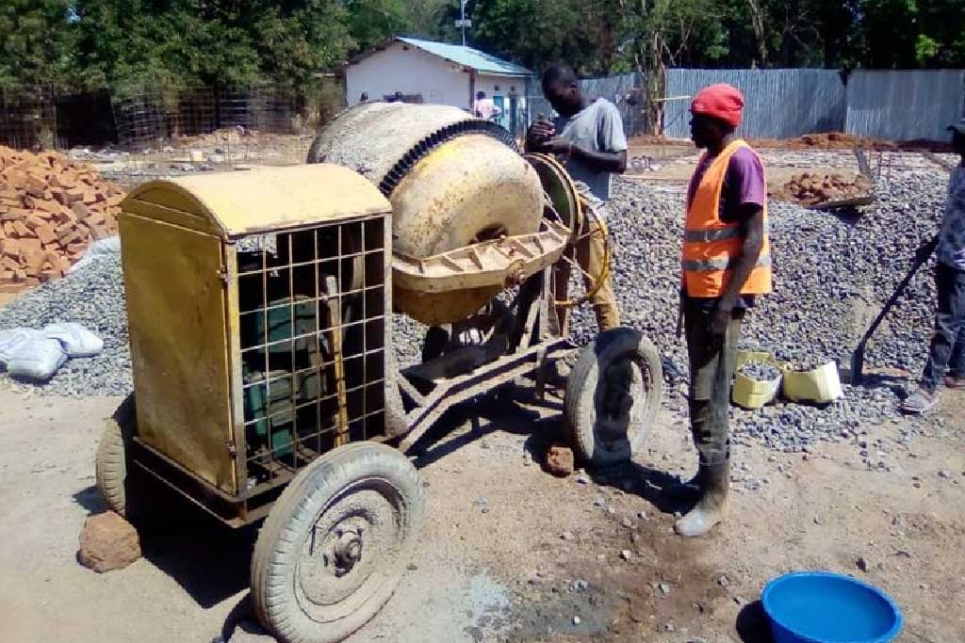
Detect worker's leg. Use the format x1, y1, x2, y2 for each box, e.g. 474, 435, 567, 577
946, 316, 965, 388
907, 264, 965, 411
676, 301, 742, 537
577, 221, 621, 332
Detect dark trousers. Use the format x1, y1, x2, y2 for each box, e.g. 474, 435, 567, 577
685, 299, 745, 466
921, 262, 965, 392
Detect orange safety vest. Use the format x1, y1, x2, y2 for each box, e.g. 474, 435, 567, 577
682, 139, 772, 298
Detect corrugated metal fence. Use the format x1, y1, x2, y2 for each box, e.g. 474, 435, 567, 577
663, 68, 964, 141
664, 69, 847, 139
580, 72, 646, 136
845, 70, 965, 142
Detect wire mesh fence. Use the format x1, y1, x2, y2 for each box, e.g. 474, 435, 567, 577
0, 87, 58, 150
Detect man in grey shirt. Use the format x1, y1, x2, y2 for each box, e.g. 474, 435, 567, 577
527, 64, 628, 333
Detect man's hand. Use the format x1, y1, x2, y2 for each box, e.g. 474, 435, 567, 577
526, 121, 555, 151
710, 301, 733, 338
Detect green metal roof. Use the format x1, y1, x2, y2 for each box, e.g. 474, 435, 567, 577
398, 37, 533, 77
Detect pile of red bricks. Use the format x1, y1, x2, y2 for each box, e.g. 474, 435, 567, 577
0, 146, 123, 291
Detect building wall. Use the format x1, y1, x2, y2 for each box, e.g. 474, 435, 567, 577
345, 42, 471, 108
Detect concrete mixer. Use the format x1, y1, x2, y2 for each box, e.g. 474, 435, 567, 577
93, 102, 664, 643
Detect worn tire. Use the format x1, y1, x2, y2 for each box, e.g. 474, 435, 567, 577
564, 328, 663, 467
251, 442, 424, 643
94, 394, 137, 517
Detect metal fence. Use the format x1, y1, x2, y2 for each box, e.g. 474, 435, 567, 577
845, 70, 965, 142
664, 68, 847, 139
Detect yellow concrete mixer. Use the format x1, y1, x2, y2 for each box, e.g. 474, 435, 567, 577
94, 102, 664, 643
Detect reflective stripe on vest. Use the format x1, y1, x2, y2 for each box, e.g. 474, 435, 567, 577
683, 221, 771, 243
682, 139, 772, 297
682, 253, 772, 272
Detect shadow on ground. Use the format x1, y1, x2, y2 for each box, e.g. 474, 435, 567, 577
736, 600, 773, 643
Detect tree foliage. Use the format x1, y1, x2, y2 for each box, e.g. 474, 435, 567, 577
0, 0, 963, 96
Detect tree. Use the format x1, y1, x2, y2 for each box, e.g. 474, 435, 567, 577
0, 0, 75, 92
344, 0, 413, 52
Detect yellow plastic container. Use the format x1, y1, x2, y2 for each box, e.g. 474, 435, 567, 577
783, 361, 843, 404
732, 352, 786, 409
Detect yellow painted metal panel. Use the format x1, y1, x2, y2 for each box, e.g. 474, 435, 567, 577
122, 165, 391, 238
120, 213, 237, 494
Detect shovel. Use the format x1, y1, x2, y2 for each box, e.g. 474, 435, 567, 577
850, 235, 937, 385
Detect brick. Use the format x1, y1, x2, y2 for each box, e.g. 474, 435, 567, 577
71, 202, 91, 219
11, 221, 31, 237
85, 210, 106, 227
65, 188, 85, 203
82, 189, 98, 205
2, 222, 15, 237
25, 212, 47, 229
18, 238, 43, 256
1, 207, 31, 222
66, 242, 85, 255
0, 239, 20, 257
51, 188, 69, 206
35, 224, 56, 245
24, 277, 40, 287
62, 229, 87, 246
23, 251, 46, 274
56, 223, 76, 241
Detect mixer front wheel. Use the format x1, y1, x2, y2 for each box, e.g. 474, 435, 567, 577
564, 328, 663, 467
251, 442, 424, 643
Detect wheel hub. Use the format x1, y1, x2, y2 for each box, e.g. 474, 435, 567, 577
331, 527, 364, 576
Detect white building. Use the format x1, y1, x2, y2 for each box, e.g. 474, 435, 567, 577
343, 37, 534, 132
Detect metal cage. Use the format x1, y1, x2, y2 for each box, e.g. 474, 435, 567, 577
118, 164, 392, 525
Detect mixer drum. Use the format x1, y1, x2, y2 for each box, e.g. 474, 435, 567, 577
308, 102, 546, 325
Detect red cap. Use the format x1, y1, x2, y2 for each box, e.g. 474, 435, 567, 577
690, 83, 744, 128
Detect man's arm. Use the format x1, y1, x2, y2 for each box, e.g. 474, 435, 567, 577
710, 204, 764, 335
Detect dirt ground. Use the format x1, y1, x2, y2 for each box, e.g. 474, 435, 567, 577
1, 374, 963, 643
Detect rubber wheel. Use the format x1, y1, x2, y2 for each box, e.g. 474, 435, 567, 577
94, 394, 138, 517
251, 442, 425, 643
564, 328, 663, 467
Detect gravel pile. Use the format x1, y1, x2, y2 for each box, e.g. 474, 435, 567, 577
0, 153, 949, 456
0, 254, 131, 396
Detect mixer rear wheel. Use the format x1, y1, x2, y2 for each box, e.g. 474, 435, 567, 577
564, 328, 663, 467
95, 394, 142, 518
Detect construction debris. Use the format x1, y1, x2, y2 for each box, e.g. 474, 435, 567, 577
772, 172, 874, 207
0, 146, 122, 291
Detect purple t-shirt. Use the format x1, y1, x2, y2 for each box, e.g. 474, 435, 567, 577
685, 146, 766, 309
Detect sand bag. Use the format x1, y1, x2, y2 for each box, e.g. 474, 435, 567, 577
0, 328, 41, 366
5, 337, 68, 381
43, 322, 104, 357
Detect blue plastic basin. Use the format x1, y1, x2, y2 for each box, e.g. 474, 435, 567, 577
762, 572, 903, 643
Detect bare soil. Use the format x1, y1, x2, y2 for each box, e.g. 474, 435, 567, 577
1, 378, 963, 643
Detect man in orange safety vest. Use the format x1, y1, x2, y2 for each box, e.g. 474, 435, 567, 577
671, 84, 772, 538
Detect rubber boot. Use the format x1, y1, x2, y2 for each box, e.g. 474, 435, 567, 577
674, 461, 729, 538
